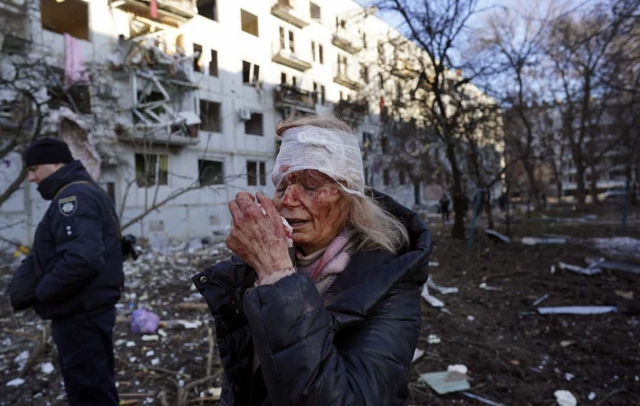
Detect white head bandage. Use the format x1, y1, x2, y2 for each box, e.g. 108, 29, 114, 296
272, 125, 365, 197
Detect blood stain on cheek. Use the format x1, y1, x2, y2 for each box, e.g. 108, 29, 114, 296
279, 165, 290, 173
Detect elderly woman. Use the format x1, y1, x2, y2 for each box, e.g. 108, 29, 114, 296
192, 116, 432, 406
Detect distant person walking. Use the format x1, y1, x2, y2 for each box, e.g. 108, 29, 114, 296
439, 194, 450, 224
9, 138, 123, 406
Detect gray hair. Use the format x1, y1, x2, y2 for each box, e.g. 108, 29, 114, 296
276, 115, 410, 254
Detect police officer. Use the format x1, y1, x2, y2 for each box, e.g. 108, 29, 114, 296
9, 138, 122, 406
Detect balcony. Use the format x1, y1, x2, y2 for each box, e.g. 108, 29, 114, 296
117, 111, 201, 147
333, 99, 368, 124
391, 59, 419, 80
333, 73, 361, 91
332, 33, 361, 54
274, 85, 317, 114
0, 0, 26, 16
271, 2, 309, 28
109, 0, 196, 23
272, 49, 313, 72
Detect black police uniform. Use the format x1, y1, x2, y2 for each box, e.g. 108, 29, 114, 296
9, 160, 123, 406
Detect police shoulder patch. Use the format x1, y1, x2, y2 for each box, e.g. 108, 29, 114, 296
58, 196, 77, 216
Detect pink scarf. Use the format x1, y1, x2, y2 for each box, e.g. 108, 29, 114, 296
297, 228, 356, 282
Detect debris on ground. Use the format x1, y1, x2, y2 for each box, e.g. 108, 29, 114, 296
461, 392, 507, 406
427, 334, 441, 344
420, 365, 470, 395
554, 390, 577, 406
522, 237, 567, 245
479, 282, 502, 291
412, 348, 425, 363
557, 261, 602, 276
537, 306, 618, 315
533, 293, 549, 306
421, 284, 445, 308
584, 257, 640, 275
427, 277, 459, 295
130, 309, 160, 334
485, 229, 510, 244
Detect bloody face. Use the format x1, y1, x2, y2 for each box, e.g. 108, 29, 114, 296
272, 170, 349, 255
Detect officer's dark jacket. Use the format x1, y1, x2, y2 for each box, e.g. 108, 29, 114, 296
9, 160, 123, 320
192, 193, 432, 406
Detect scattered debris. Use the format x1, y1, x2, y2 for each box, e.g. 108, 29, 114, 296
13, 351, 28, 371
554, 390, 577, 406
614, 290, 634, 300
420, 365, 471, 395
141, 335, 159, 342
429, 261, 440, 267
427, 277, 459, 295
131, 309, 160, 334
40, 362, 54, 374
485, 229, 510, 244
461, 392, 508, 406
533, 294, 550, 306
588, 392, 596, 400
427, 334, 441, 344
467, 315, 475, 321
421, 284, 445, 308
208, 387, 222, 400
479, 282, 502, 291
564, 373, 574, 381
558, 261, 601, 276
588, 237, 640, 262
412, 348, 424, 363
522, 237, 567, 245
560, 341, 577, 347
585, 257, 640, 275
6, 378, 25, 387
538, 306, 617, 315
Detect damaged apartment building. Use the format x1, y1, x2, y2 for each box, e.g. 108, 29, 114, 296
0, 0, 502, 243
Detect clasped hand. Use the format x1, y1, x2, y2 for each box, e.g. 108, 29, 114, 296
226, 192, 292, 279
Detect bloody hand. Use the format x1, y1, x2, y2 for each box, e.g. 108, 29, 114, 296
226, 192, 293, 279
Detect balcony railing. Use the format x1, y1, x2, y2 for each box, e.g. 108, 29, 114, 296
118, 110, 201, 147
274, 84, 318, 114
334, 99, 368, 124
333, 73, 361, 91
272, 49, 313, 71
110, 0, 196, 21
271, 2, 309, 28
0, 0, 26, 16
332, 33, 361, 54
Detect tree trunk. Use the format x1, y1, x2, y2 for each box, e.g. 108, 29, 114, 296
483, 191, 494, 229
575, 159, 587, 207
446, 144, 465, 239
589, 168, 599, 205
523, 160, 541, 211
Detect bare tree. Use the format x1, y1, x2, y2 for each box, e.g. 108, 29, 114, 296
375, 0, 502, 239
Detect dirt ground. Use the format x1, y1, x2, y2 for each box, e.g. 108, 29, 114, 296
1, 209, 639, 406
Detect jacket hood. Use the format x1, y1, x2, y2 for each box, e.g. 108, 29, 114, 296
37, 160, 93, 200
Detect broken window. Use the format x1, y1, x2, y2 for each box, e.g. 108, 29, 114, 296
247, 161, 266, 186
242, 61, 260, 84
241, 9, 259, 37
319, 44, 324, 64
292, 77, 297, 88
41, 0, 89, 41
198, 160, 224, 186
193, 44, 203, 73
311, 41, 316, 62
135, 153, 168, 187
279, 27, 286, 49
361, 65, 369, 82
320, 85, 325, 105
245, 113, 263, 136
310, 2, 321, 19
209, 50, 218, 77
289, 31, 295, 53
47, 67, 91, 114
247, 161, 257, 186
197, 0, 217, 21
313, 82, 318, 104
281, 72, 287, 84
362, 132, 372, 150
199, 100, 221, 132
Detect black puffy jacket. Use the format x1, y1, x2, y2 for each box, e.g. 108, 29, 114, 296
9, 161, 124, 320
192, 192, 432, 406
